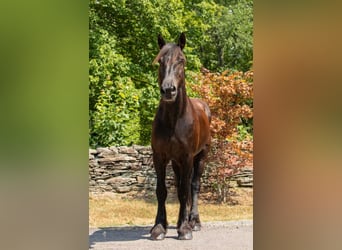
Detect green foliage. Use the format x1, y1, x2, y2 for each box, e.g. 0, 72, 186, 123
138, 79, 160, 145
193, 0, 253, 71
236, 124, 253, 141
89, 26, 140, 147
89, 0, 253, 146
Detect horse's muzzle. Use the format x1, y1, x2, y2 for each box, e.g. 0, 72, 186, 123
161, 86, 177, 101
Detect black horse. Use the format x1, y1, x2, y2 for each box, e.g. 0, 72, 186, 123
150, 33, 211, 240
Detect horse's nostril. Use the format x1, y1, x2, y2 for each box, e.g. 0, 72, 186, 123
162, 86, 176, 94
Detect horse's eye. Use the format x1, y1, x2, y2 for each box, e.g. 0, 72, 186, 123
177, 59, 185, 65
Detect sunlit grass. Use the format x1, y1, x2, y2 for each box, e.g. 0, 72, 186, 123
89, 195, 253, 227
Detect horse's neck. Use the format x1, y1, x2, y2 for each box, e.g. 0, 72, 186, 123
161, 86, 188, 129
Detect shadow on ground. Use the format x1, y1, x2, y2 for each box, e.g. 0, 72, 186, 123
89, 225, 178, 249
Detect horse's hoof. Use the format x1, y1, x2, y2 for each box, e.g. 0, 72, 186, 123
192, 224, 201, 231
178, 231, 193, 240
151, 232, 165, 240
150, 224, 166, 240
189, 218, 201, 231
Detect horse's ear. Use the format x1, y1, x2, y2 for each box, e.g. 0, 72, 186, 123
178, 32, 186, 50
158, 34, 165, 49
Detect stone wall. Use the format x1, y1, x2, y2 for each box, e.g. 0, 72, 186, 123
89, 145, 253, 196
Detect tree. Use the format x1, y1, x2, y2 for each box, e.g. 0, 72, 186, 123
192, 0, 253, 71
89, 0, 253, 147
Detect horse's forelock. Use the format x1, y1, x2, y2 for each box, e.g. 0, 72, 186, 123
152, 44, 184, 65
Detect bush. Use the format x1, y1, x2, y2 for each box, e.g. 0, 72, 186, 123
189, 70, 253, 139
189, 70, 253, 203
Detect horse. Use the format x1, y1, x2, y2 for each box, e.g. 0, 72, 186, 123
150, 33, 211, 240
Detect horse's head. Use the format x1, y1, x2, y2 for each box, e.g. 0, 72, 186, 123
153, 33, 186, 102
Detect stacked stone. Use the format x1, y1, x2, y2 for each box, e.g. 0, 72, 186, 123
89, 146, 176, 194
231, 167, 253, 187
89, 146, 253, 196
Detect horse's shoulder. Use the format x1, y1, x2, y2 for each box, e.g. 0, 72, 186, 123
189, 98, 211, 122
189, 98, 208, 108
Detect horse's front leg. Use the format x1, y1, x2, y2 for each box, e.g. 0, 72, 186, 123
150, 153, 168, 240
176, 155, 193, 240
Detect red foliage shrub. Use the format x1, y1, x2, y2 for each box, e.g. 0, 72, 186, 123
189, 70, 253, 203
190, 70, 253, 139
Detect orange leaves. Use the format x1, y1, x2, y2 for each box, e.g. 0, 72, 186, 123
189, 70, 253, 202
189, 70, 253, 140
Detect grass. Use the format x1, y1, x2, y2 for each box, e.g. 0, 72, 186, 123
89, 193, 253, 227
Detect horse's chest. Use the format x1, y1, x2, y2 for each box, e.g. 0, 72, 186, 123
152, 111, 198, 157
169, 134, 182, 148
164, 135, 186, 159
153, 124, 185, 149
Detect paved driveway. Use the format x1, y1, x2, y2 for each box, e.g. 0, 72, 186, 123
89, 220, 253, 249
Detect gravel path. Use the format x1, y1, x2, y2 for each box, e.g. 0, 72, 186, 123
89, 220, 253, 250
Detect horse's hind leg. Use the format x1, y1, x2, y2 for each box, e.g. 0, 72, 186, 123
189, 148, 208, 231
150, 154, 168, 240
